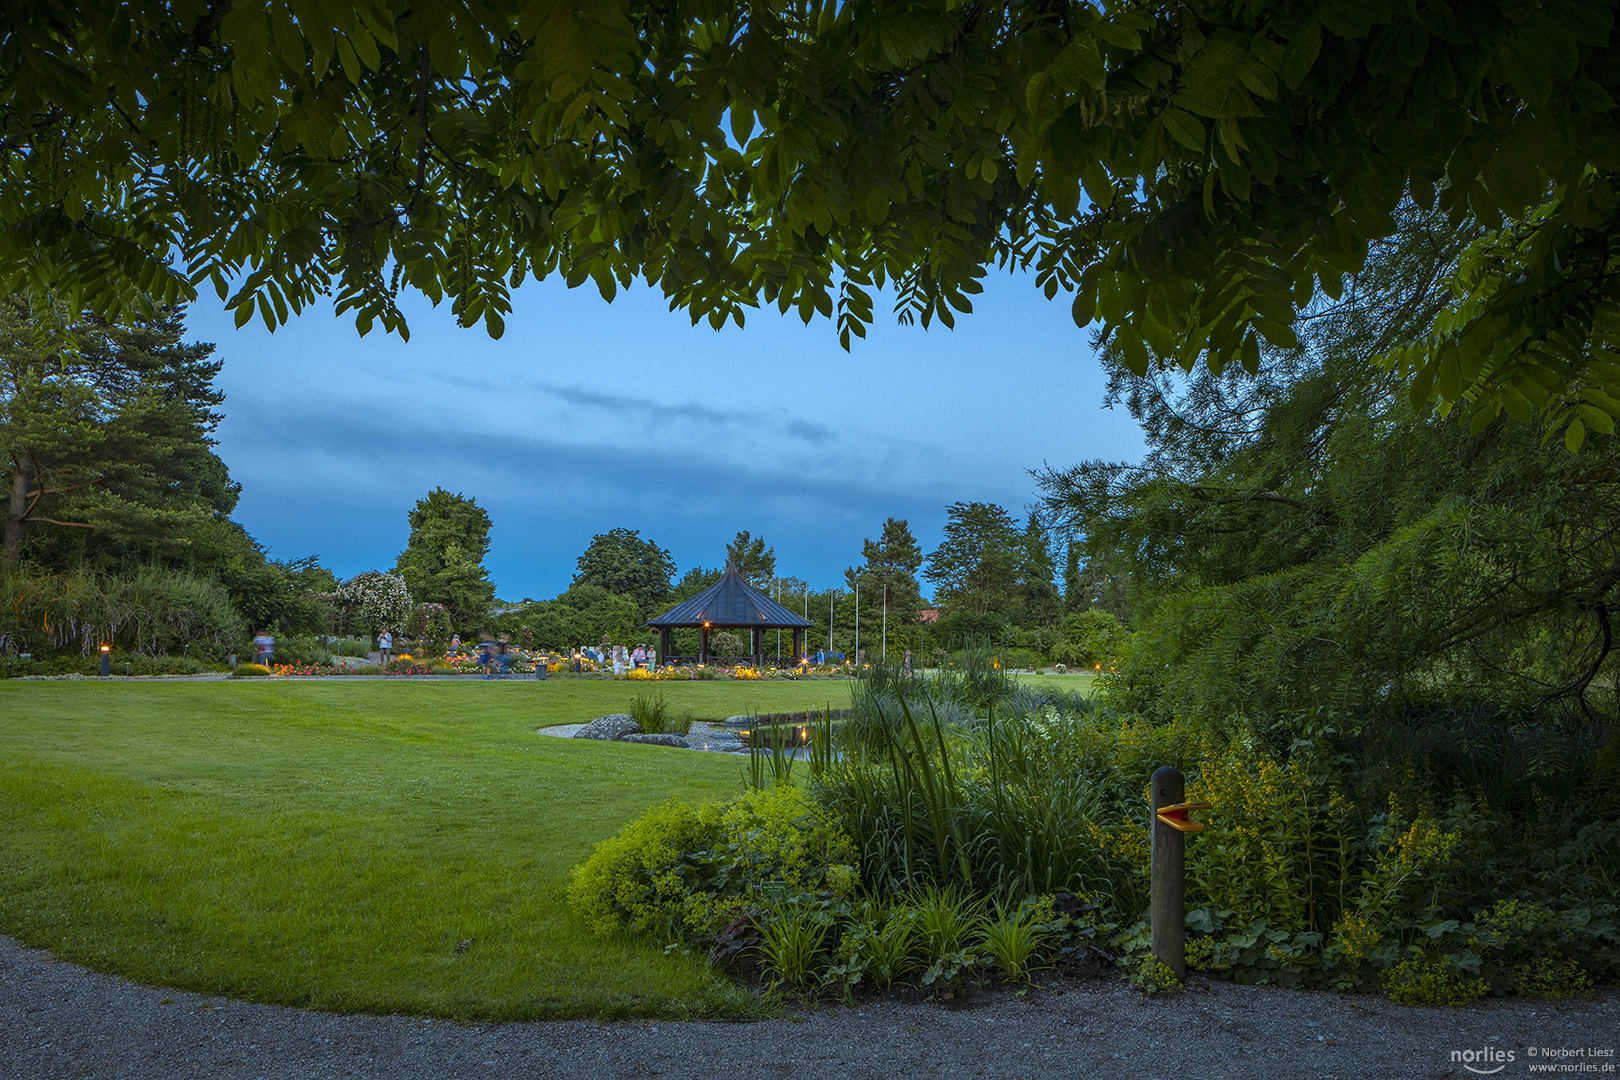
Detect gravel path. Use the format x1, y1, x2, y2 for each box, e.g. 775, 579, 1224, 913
3, 935, 1616, 1080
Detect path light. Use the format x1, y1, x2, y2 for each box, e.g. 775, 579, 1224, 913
99, 643, 110, 678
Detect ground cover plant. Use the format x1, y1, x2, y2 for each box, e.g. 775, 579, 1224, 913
0, 678, 854, 1019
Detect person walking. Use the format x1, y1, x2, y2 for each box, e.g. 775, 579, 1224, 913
631, 643, 647, 670
378, 629, 393, 667
611, 642, 628, 677
495, 634, 512, 678
903, 648, 913, 676
253, 629, 275, 668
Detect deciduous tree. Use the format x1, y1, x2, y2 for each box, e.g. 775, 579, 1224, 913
392, 488, 495, 628
571, 527, 675, 617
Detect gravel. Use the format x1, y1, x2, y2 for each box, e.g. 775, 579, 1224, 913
3, 935, 1615, 1079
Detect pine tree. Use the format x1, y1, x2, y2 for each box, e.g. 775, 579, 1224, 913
1, 298, 235, 567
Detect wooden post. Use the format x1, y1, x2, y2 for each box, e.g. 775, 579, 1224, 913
1151, 765, 1187, 980
699, 625, 708, 664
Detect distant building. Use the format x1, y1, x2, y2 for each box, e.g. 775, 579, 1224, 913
917, 609, 939, 623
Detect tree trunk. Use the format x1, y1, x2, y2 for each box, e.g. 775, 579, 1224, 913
4, 458, 33, 565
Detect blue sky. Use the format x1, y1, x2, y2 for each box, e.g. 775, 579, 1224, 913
192, 269, 1147, 601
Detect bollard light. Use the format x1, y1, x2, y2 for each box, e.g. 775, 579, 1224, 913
99, 643, 110, 677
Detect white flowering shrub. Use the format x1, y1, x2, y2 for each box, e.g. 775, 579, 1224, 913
337, 571, 413, 636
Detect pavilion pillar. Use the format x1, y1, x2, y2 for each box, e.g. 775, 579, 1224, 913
658, 628, 670, 665
752, 628, 762, 668
699, 625, 708, 664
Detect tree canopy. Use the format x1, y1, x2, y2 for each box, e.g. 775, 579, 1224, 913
9, 2, 1617, 443
570, 526, 675, 614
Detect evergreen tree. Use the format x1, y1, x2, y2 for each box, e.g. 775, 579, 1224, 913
1016, 512, 1063, 628
724, 530, 776, 586
1, 298, 236, 567
393, 489, 495, 630
923, 502, 1023, 618
846, 517, 925, 652
1039, 208, 1620, 722
1062, 540, 1083, 612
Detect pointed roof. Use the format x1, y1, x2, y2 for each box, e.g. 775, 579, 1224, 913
645, 563, 814, 629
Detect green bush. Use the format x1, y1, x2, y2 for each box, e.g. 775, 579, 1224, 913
329, 637, 373, 657
1383, 959, 1488, 1006
233, 663, 273, 677
0, 566, 243, 659
1133, 957, 1183, 996
568, 785, 856, 942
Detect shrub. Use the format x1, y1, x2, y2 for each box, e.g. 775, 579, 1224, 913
0, 566, 243, 659
329, 636, 373, 657
1133, 957, 1183, 995
1383, 959, 1488, 1007
569, 786, 856, 942
233, 663, 273, 677
1511, 958, 1593, 999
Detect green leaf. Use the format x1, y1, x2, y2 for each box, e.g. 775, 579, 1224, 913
1119, 331, 1151, 376
1565, 416, 1587, 452
1279, 23, 1321, 88
1576, 403, 1615, 434
1162, 109, 1205, 152
1071, 293, 1093, 329
1240, 330, 1261, 374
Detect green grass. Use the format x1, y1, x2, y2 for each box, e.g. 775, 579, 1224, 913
1012, 671, 1099, 695
0, 679, 853, 1019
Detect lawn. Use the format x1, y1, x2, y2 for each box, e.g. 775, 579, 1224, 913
0, 678, 857, 1019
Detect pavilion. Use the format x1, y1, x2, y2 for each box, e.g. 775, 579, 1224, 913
645, 563, 813, 667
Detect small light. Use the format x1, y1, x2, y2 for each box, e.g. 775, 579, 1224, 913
100, 644, 110, 653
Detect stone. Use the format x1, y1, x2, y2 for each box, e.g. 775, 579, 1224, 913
621, 733, 691, 748
573, 714, 643, 740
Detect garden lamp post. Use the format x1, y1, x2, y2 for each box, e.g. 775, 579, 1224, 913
99, 643, 110, 677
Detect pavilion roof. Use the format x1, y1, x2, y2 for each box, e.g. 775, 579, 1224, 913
645, 565, 813, 629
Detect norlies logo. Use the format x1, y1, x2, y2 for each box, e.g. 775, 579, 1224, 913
1453, 1047, 1518, 1074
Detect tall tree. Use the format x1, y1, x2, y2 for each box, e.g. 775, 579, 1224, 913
10, 4, 1619, 443
924, 502, 1023, 617
0, 298, 235, 567
571, 527, 675, 616
393, 489, 495, 628
1016, 512, 1063, 627
1062, 540, 1083, 612
846, 517, 926, 639
725, 530, 776, 587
